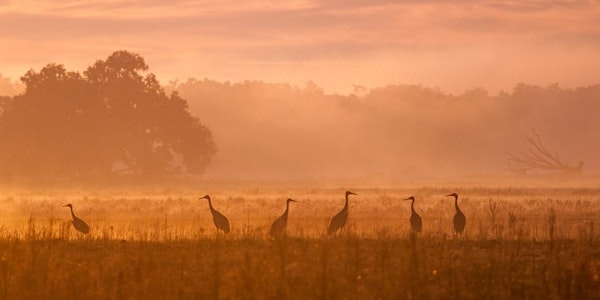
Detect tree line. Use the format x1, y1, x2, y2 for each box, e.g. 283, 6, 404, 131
174, 79, 600, 179
2, 50, 599, 183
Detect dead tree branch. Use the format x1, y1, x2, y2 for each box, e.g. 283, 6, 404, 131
505, 129, 583, 175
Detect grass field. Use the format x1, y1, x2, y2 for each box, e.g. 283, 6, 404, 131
0, 184, 599, 299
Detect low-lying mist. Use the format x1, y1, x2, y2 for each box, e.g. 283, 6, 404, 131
175, 80, 600, 181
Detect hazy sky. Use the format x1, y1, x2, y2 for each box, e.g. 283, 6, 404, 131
1, 0, 599, 94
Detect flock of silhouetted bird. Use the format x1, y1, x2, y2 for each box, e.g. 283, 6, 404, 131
63, 191, 467, 237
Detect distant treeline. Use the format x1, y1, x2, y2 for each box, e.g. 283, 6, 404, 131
174, 79, 600, 179
1, 50, 599, 183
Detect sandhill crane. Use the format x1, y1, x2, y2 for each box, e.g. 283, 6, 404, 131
269, 198, 297, 237
63, 204, 90, 234
200, 195, 230, 234
404, 196, 422, 234
446, 193, 466, 235
327, 191, 357, 235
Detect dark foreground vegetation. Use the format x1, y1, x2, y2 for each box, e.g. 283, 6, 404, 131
0, 236, 598, 299
0, 186, 598, 299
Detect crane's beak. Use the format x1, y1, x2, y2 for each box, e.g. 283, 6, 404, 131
404, 197, 413, 201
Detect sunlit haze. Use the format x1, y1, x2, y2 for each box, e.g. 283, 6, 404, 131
1, 0, 600, 94
1, 4, 600, 298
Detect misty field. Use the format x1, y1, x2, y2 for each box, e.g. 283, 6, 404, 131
1, 184, 599, 299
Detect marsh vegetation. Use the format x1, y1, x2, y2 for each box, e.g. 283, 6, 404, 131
0, 184, 599, 299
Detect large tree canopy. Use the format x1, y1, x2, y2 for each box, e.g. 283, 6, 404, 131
0, 51, 217, 182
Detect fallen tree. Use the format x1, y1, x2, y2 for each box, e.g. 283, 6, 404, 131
505, 129, 583, 175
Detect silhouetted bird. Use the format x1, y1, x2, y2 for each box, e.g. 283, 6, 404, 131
270, 198, 297, 237
200, 195, 230, 233
446, 193, 466, 235
327, 191, 357, 235
63, 204, 90, 234
404, 196, 422, 234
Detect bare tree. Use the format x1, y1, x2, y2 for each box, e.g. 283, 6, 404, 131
505, 129, 583, 175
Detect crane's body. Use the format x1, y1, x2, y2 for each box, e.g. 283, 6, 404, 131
446, 193, 466, 235
328, 191, 356, 235
63, 204, 90, 234
200, 195, 230, 234
270, 198, 297, 237
404, 196, 422, 234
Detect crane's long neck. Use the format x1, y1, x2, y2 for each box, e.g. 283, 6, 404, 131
284, 201, 291, 216
69, 206, 76, 219
411, 199, 416, 213
207, 198, 215, 212
454, 196, 460, 212
344, 194, 349, 211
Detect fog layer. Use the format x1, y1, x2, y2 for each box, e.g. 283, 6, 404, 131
175, 80, 600, 180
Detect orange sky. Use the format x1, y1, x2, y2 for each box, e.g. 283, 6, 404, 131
1, 0, 600, 94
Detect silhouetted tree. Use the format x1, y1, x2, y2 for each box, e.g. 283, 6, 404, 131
0, 51, 216, 182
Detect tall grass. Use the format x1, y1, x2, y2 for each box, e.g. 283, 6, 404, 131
0, 186, 598, 298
